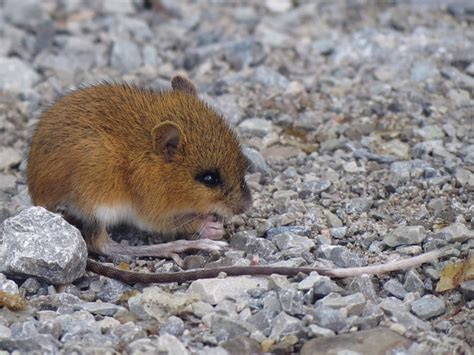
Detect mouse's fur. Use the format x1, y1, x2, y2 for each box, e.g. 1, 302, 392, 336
27, 76, 251, 255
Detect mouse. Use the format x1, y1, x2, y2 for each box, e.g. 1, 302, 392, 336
27, 76, 251, 266
27, 76, 450, 284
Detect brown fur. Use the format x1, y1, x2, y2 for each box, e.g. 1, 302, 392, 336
27, 77, 251, 249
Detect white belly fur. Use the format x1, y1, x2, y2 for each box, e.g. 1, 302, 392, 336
95, 204, 153, 231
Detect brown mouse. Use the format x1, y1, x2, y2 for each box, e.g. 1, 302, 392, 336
28, 76, 251, 265
27, 76, 450, 284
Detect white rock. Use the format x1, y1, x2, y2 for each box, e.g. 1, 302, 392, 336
188, 276, 269, 304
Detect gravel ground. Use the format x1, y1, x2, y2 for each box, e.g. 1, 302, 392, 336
0, 0, 473, 354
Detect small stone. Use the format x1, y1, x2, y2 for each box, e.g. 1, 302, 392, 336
329, 227, 347, 239
188, 277, 269, 305
298, 180, 331, 199
383, 226, 426, 247
273, 190, 298, 202
324, 246, 367, 268
110, 39, 142, 71
128, 287, 196, 321
206, 313, 256, 339
460, 280, 474, 301
410, 295, 446, 320
301, 328, 412, 355
312, 276, 345, 299
413, 125, 445, 140
265, 0, 292, 13
2, 207, 87, 284
343, 161, 365, 173
278, 288, 304, 316
0, 174, 16, 190
307, 324, 335, 337
439, 223, 474, 243
80, 302, 126, 317
160, 316, 185, 337
0, 148, 21, 170
383, 279, 407, 299
0, 274, 19, 294
311, 306, 347, 332
221, 336, 260, 354
273, 232, 314, 251
269, 312, 303, 340
404, 270, 425, 295
243, 147, 270, 174
154, 334, 189, 355
324, 211, 342, 228
239, 118, 273, 137
102, 0, 134, 14
317, 293, 367, 316
345, 197, 373, 214
230, 231, 278, 260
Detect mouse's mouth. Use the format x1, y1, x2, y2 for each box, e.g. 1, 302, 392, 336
169, 212, 225, 240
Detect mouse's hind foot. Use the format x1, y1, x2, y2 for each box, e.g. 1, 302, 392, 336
85, 223, 227, 267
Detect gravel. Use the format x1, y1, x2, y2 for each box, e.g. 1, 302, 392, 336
0, 0, 472, 353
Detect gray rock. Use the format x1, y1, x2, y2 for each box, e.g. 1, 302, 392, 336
312, 276, 345, 299
238, 118, 273, 137
0, 324, 12, 338
80, 302, 126, 317
0, 147, 22, 170
460, 280, 474, 301
110, 39, 142, 71
160, 316, 185, 337
242, 147, 269, 174
206, 313, 256, 339
410, 295, 446, 320
0, 174, 16, 190
311, 306, 347, 332
188, 276, 269, 305
322, 246, 367, 268
251, 66, 289, 90
269, 311, 303, 340
0, 58, 40, 93
347, 276, 378, 303
3, 0, 46, 28
230, 231, 278, 260
301, 328, 412, 355
345, 197, 373, 214
2, 207, 87, 284
439, 223, 474, 243
0, 273, 18, 294
0, 335, 59, 353
324, 211, 342, 228
410, 61, 439, 82
273, 232, 314, 251
383, 226, 426, 247
317, 292, 367, 316
102, 0, 134, 14
278, 288, 304, 315
329, 227, 347, 239
379, 298, 431, 330
221, 336, 260, 354
129, 287, 197, 321
404, 270, 425, 295
127, 334, 189, 355
266, 226, 311, 239
383, 279, 407, 299
298, 180, 331, 199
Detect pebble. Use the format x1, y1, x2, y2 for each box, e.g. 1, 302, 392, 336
383, 279, 407, 299
383, 226, 426, 247
410, 295, 446, 320
269, 312, 303, 340
110, 39, 142, 71
0, 148, 22, 170
188, 277, 269, 305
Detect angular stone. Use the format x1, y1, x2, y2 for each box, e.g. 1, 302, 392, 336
273, 232, 314, 251
410, 295, 446, 320
269, 312, 303, 340
311, 306, 347, 332
110, 39, 142, 71
383, 279, 407, 299
0, 148, 22, 170
188, 276, 269, 305
301, 328, 412, 355
129, 287, 197, 321
2, 207, 87, 284
317, 292, 367, 316
383, 226, 426, 247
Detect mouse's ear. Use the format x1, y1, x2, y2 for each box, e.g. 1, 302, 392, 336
151, 121, 185, 161
171, 76, 197, 96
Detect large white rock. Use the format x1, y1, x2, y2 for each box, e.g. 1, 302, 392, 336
1, 207, 87, 284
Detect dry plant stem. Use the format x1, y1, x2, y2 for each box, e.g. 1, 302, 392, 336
86, 246, 453, 285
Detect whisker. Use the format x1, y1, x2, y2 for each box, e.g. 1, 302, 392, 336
168, 214, 201, 233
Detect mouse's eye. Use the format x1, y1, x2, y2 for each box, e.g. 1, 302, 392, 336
196, 170, 222, 187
